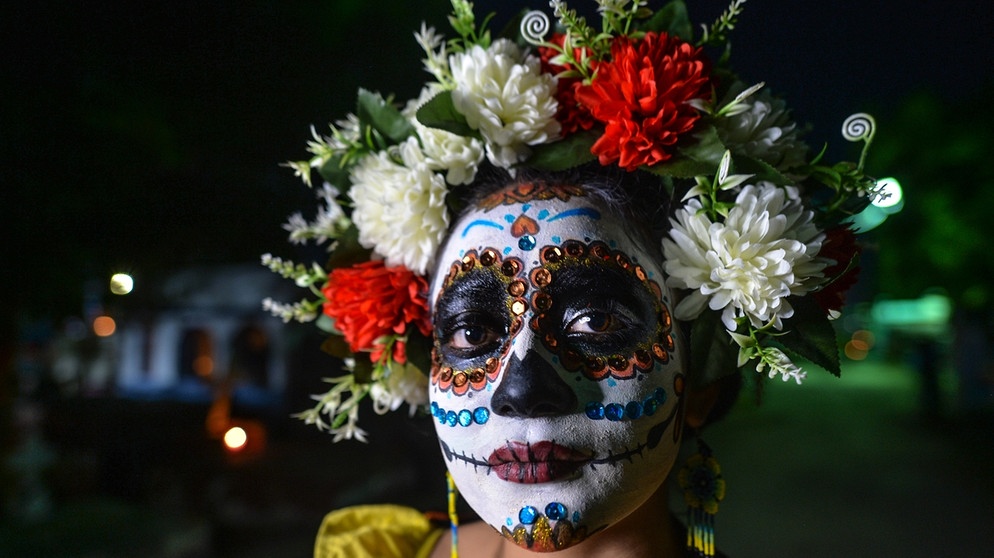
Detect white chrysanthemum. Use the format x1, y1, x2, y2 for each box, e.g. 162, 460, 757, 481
349, 137, 449, 274
663, 182, 827, 330
370, 361, 429, 415
449, 39, 560, 168
716, 88, 808, 171
404, 87, 485, 185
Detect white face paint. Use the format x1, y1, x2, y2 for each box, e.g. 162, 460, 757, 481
428, 183, 686, 552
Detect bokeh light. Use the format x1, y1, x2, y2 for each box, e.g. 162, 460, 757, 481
92, 315, 116, 337
109, 273, 134, 295
223, 427, 248, 451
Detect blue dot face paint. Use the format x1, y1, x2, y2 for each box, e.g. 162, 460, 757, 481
428, 182, 686, 552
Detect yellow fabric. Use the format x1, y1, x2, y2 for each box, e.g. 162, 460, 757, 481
314, 504, 444, 558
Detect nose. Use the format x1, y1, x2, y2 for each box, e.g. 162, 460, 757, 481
491, 351, 577, 417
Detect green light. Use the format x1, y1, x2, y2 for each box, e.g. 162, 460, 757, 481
872, 177, 903, 212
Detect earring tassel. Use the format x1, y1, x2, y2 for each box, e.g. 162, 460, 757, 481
679, 438, 725, 558
446, 472, 459, 558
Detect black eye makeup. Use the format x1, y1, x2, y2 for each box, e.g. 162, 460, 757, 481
549, 265, 656, 355
434, 266, 510, 363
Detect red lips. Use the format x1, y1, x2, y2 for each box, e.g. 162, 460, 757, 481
488, 441, 591, 483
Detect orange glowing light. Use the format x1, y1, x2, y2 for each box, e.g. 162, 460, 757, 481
93, 316, 116, 337
193, 355, 214, 377
852, 329, 876, 348
844, 340, 869, 361
223, 427, 248, 451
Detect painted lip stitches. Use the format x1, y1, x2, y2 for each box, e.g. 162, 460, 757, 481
488, 441, 592, 484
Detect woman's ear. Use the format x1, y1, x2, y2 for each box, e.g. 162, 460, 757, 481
684, 380, 723, 429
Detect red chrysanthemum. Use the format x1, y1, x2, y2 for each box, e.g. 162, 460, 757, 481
575, 32, 711, 171
538, 33, 597, 136
321, 261, 431, 363
814, 226, 861, 314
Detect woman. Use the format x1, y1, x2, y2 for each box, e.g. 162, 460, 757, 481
264, 1, 877, 555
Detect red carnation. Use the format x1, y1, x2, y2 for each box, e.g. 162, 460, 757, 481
538, 33, 597, 136
575, 32, 711, 171
813, 226, 861, 314
321, 261, 431, 363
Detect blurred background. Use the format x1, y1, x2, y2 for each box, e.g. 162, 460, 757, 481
3, 0, 993, 556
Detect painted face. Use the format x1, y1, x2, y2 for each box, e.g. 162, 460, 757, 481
428, 182, 686, 552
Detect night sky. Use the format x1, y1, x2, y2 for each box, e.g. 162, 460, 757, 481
4, 0, 992, 325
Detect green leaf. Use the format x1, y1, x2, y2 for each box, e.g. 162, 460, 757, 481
317, 153, 352, 191
405, 329, 434, 377
643, 0, 692, 41
733, 155, 791, 185
321, 334, 351, 359
777, 296, 842, 377
416, 90, 478, 138
644, 156, 714, 179
689, 309, 740, 387
644, 126, 724, 178
357, 88, 415, 145
524, 130, 598, 171
325, 224, 373, 271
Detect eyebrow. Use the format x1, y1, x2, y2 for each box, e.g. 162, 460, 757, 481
460, 219, 504, 238
547, 207, 601, 223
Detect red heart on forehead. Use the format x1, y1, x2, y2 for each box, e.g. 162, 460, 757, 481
510, 214, 540, 238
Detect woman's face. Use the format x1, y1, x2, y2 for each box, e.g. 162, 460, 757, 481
428, 182, 686, 552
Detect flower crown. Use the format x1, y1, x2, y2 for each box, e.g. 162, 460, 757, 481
263, 0, 879, 442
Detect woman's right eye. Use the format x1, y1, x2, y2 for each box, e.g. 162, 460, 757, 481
447, 325, 501, 350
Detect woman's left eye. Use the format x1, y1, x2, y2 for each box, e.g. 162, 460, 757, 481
565, 311, 622, 335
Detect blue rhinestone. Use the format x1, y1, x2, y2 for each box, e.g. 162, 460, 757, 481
654, 387, 667, 404
518, 235, 537, 250
605, 403, 625, 421
458, 409, 473, 427
519, 506, 538, 525
436, 407, 447, 423
473, 407, 490, 425
445, 411, 458, 427
430, 401, 439, 415
625, 401, 643, 419
643, 397, 659, 416
545, 502, 566, 521
585, 401, 605, 420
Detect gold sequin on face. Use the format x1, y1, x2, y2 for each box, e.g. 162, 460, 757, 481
480, 248, 499, 267
542, 246, 563, 264
530, 268, 552, 288
501, 259, 521, 277
533, 292, 553, 313
508, 279, 527, 297
511, 300, 528, 316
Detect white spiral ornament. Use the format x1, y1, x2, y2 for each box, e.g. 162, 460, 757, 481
520, 10, 550, 45
841, 112, 876, 144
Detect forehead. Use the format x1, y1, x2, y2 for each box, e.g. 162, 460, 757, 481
434, 185, 652, 278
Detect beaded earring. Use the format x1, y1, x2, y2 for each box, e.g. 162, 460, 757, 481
678, 437, 725, 558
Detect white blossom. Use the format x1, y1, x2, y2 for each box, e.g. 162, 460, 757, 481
370, 360, 429, 415
348, 137, 449, 274
449, 39, 560, 168
755, 347, 807, 384
663, 182, 827, 330
715, 85, 808, 171
404, 86, 485, 185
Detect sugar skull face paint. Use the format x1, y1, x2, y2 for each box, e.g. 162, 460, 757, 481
428, 182, 686, 551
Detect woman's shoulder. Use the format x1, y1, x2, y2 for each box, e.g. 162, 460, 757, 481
314, 504, 445, 558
